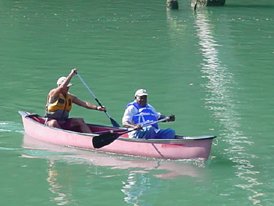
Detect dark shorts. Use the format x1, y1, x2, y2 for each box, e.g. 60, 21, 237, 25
46, 118, 74, 130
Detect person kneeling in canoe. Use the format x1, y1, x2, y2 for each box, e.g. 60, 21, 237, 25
122, 89, 176, 139
45, 68, 106, 133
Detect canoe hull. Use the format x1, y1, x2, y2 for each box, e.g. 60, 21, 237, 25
19, 111, 215, 160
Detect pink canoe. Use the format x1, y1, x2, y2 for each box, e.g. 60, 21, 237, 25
19, 111, 216, 160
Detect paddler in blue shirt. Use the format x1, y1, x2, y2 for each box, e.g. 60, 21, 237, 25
45, 68, 106, 132
122, 89, 176, 139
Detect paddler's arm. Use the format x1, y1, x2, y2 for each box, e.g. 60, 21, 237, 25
122, 106, 142, 130
72, 95, 106, 111
122, 121, 142, 130
61, 68, 77, 88
48, 68, 77, 102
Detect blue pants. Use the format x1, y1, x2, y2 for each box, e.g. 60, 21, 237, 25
133, 126, 176, 139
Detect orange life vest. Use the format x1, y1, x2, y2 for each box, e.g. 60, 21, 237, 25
45, 93, 73, 120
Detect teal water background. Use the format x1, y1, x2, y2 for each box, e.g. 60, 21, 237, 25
1, 0, 274, 205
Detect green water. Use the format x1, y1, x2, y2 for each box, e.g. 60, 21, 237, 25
1, 0, 274, 205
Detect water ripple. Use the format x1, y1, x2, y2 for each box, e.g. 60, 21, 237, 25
195, 10, 263, 205
0, 121, 24, 133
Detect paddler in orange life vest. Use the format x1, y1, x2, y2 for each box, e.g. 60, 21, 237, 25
45, 68, 106, 133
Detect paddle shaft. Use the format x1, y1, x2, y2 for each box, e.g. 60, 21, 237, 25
92, 116, 171, 149
130, 116, 170, 131
95, 116, 170, 135
77, 73, 120, 127
92, 117, 170, 148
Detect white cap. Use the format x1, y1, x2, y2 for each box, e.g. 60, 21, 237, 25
134, 89, 148, 97
57, 76, 72, 87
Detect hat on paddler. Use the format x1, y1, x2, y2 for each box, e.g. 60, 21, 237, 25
135, 89, 148, 97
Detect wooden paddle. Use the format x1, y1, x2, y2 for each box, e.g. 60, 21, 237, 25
77, 73, 120, 127
92, 117, 170, 149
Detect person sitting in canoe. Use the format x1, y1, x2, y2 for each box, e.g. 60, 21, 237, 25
122, 89, 176, 139
45, 68, 106, 132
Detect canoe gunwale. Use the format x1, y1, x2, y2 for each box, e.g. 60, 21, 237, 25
117, 136, 216, 144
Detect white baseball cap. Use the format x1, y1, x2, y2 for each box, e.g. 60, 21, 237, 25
57, 76, 72, 87
135, 89, 148, 97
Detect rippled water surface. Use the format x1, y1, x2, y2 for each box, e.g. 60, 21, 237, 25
1, 0, 274, 205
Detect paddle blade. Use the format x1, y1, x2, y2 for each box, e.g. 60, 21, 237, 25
110, 117, 120, 128
92, 132, 120, 149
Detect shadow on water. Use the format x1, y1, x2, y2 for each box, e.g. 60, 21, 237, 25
194, 9, 263, 205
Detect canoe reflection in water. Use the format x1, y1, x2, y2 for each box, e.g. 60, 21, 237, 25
22, 134, 206, 205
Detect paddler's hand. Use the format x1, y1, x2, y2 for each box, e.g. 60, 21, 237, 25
96, 105, 106, 112
70, 68, 78, 76
133, 124, 142, 130
167, 114, 175, 122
